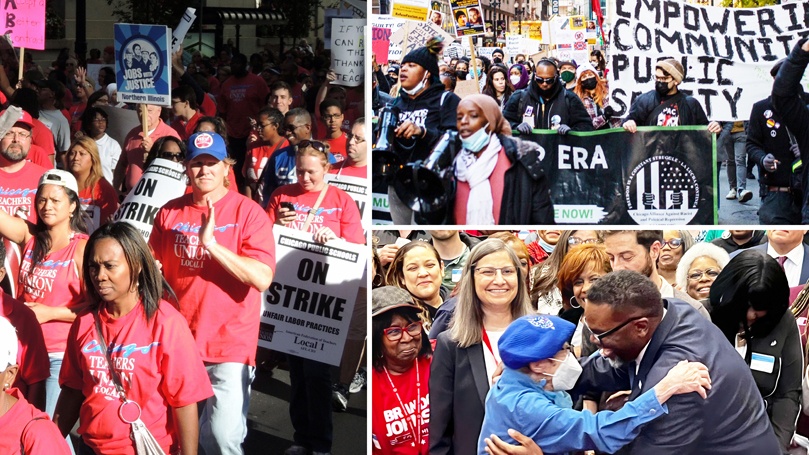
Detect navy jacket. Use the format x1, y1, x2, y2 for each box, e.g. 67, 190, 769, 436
573, 299, 781, 455
731, 242, 809, 286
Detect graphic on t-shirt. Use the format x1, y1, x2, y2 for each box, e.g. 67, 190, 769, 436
228, 84, 252, 103
0, 186, 36, 220
286, 202, 341, 234
81, 339, 160, 399
169, 222, 239, 269
381, 394, 430, 446
399, 109, 428, 129
656, 104, 680, 127
19, 250, 72, 299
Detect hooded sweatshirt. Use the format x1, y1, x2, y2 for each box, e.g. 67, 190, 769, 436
392, 81, 460, 162
503, 78, 593, 132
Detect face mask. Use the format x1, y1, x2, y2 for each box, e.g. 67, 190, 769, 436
581, 78, 597, 90
655, 80, 671, 96
402, 73, 428, 96
510, 75, 521, 85
493, 57, 502, 64
560, 70, 576, 83
543, 351, 583, 391
460, 123, 491, 152
457, 70, 468, 80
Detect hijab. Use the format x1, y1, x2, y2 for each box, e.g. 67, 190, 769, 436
509, 63, 530, 90
459, 94, 513, 136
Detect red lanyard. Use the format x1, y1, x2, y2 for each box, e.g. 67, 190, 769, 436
481, 328, 499, 366
384, 360, 423, 449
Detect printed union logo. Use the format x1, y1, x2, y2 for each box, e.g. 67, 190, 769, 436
194, 133, 214, 149
625, 155, 700, 225
528, 316, 555, 329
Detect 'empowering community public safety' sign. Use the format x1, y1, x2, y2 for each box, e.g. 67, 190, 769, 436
259, 227, 366, 365
608, 0, 809, 121
522, 126, 716, 225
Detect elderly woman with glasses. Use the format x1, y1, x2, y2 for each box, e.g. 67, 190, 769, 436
675, 242, 730, 306
657, 230, 695, 285
371, 286, 433, 454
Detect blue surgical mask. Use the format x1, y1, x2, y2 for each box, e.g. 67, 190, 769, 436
461, 123, 491, 152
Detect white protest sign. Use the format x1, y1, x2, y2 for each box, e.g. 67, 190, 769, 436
324, 174, 369, 229
259, 227, 366, 365
82, 203, 102, 234
506, 34, 521, 56
389, 20, 455, 62
86, 64, 105, 90
608, 0, 809, 121
331, 19, 365, 87
476, 47, 498, 59
445, 41, 464, 59
172, 8, 197, 53
112, 158, 187, 240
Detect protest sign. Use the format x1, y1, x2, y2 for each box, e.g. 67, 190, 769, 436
372, 192, 393, 224
1, 0, 45, 50
171, 7, 196, 53
454, 79, 479, 98
86, 64, 106, 90
389, 20, 454, 62
391, 0, 430, 21
114, 23, 172, 105
550, 15, 588, 63
428, 10, 445, 28
331, 19, 364, 87
112, 158, 187, 240
99, 105, 140, 146
259, 227, 365, 365
506, 34, 521, 56
519, 126, 716, 224
450, 0, 485, 37
372, 15, 407, 65
325, 9, 355, 49
324, 174, 370, 228
476, 47, 499, 59
522, 21, 550, 44
608, 0, 809, 121
445, 41, 464, 59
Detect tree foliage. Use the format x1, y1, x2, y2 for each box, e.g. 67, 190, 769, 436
720, 0, 778, 7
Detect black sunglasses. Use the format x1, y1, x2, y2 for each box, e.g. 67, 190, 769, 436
159, 151, 184, 162
298, 140, 327, 154
535, 75, 557, 85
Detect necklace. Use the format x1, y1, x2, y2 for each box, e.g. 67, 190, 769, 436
383, 360, 423, 449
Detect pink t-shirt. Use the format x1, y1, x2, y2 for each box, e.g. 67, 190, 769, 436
18, 233, 88, 353
149, 190, 276, 366
0, 388, 71, 455
123, 120, 181, 191
0, 161, 47, 224
60, 302, 213, 455
218, 73, 270, 139
1, 292, 50, 399
328, 162, 367, 179
266, 184, 364, 244
323, 132, 347, 161
453, 147, 509, 225
372, 356, 431, 454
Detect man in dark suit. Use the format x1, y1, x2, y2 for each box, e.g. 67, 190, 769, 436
731, 230, 809, 287
486, 271, 781, 455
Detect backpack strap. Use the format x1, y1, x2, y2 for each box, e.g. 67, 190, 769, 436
20, 417, 47, 455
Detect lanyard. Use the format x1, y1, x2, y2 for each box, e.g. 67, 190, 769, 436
384, 360, 423, 449
481, 328, 499, 366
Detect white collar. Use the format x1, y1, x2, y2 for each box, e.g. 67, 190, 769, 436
657, 275, 674, 298
767, 242, 804, 265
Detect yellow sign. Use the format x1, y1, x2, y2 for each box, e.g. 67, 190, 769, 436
391, 0, 430, 21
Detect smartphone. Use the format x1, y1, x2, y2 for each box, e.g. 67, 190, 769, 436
280, 202, 295, 211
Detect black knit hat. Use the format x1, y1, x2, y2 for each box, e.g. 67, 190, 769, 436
402, 36, 444, 79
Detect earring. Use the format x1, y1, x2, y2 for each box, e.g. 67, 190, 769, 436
570, 296, 581, 309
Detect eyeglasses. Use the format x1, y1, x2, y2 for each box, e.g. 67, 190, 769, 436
581, 315, 647, 343
284, 123, 310, 133
322, 114, 343, 121
4, 131, 31, 140
347, 133, 365, 143
159, 151, 184, 162
660, 238, 683, 249
568, 237, 600, 246
383, 321, 423, 341
687, 269, 721, 281
91, 118, 108, 124
257, 122, 274, 130
535, 75, 556, 85
655, 76, 672, 83
475, 266, 517, 279
298, 140, 327, 154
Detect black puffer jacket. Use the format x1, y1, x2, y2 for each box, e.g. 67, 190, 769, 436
502, 79, 594, 132
498, 133, 555, 224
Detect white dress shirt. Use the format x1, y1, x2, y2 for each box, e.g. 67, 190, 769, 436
766, 243, 804, 287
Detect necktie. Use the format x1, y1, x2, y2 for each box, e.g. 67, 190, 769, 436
778, 256, 787, 270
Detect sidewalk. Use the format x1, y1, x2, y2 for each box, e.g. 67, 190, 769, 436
717, 163, 761, 225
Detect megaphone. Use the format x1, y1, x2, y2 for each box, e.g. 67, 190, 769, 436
372, 105, 402, 186
393, 130, 458, 224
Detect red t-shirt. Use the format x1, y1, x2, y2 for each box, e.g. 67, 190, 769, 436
266, 184, 364, 244
208, 75, 221, 96
31, 119, 56, 156
315, 111, 356, 141
1, 292, 50, 398
78, 178, 119, 233
199, 91, 216, 117
453, 147, 509, 225
243, 138, 290, 205
149, 190, 277, 366
123, 120, 181, 191
170, 111, 204, 141
218, 73, 270, 139
328, 162, 367, 179
26, 145, 54, 170
372, 356, 431, 455
0, 388, 71, 455
323, 132, 347, 161
18, 233, 88, 353
59, 302, 213, 455
0, 161, 47, 224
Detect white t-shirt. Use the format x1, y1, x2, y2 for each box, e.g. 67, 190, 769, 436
95, 133, 122, 184
39, 109, 71, 153
482, 330, 503, 386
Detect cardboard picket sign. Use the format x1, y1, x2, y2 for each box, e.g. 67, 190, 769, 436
112, 158, 187, 240
1, 0, 45, 50
388, 20, 454, 63
114, 23, 172, 105
331, 19, 365, 87
259, 226, 366, 365
324, 174, 369, 229
454, 79, 479, 98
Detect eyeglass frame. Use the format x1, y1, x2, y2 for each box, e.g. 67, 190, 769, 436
687, 269, 721, 281
283, 122, 310, 133
535, 75, 557, 85
660, 238, 683, 249
346, 133, 365, 143
581, 314, 648, 343
474, 266, 518, 279
3, 131, 31, 140
158, 151, 184, 162
568, 237, 601, 246
321, 113, 343, 121
383, 320, 424, 341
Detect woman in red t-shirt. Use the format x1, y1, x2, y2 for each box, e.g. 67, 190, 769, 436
0, 316, 71, 455
371, 286, 433, 455
64, 137, 119, 234
265, 141, 364, 244
54, 222, 213, 455
0, 169, 89, 420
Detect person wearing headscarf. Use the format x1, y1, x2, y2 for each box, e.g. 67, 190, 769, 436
508, 63, 529, 91
572, 62, 621, 130
105, 83, 125, 108
452, 94, 554, 224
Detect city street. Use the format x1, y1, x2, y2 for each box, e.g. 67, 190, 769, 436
717, 163, 761, 225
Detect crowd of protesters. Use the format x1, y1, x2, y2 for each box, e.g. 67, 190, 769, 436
0, 35, 367, 455
372, 228, 809, 455
371, 37, 809, 225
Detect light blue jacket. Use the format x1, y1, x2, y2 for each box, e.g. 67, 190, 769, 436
477, 368, 668, 455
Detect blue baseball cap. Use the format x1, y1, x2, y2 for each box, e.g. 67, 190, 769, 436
186, 132, 228, 161
498, 315, 576, 370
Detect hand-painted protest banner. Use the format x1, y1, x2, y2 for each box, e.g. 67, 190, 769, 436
259, 227, 365, 365
324, 174, 369, 228
450, 0, 485, 37
1, 0, 45, 50
372, 15, 406, 65
608, 0, 809, 121
391, 0, 430, 22
389, 20, 455, 62
331, 19, 364, 87
115, 23, 172, 105
518, 126, 716, 224
325, 8, 356, 49
112, 158, 187, 240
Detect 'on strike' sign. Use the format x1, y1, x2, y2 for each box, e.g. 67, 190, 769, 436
1, 0, 46, 50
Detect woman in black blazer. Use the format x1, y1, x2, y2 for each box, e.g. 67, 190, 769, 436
429, 238, 534, 455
